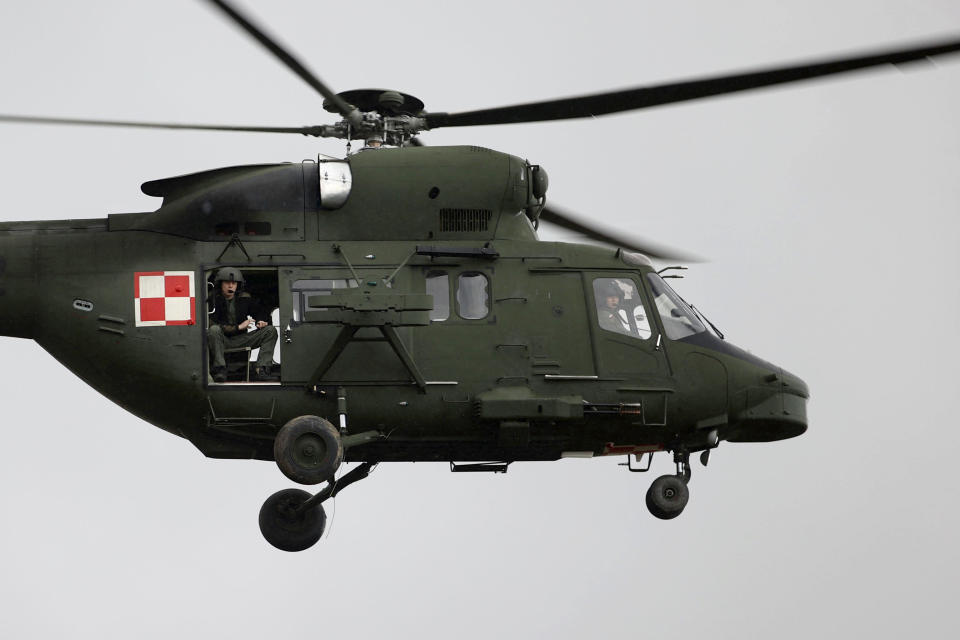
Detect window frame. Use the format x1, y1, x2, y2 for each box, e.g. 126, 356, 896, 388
425, 270, 451, 322
455, 271, 491, 320
644, 272, 707, 341
590, 275, 655, 342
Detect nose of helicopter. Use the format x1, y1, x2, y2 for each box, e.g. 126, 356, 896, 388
726, 367, 809, 442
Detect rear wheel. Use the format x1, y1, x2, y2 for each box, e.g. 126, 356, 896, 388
645, 474, 689, 520
259, 488, 326, 552
274, 415, 343, 485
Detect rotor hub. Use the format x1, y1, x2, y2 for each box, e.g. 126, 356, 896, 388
316, 89, 429, 147
322, 89, 425, 117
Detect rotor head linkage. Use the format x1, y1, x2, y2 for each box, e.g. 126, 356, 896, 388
318, 89, 429, 146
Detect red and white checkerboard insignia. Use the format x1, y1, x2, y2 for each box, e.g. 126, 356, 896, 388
134, 271, 196, 327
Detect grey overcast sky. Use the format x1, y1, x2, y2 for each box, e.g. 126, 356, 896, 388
1, 1, 958, 638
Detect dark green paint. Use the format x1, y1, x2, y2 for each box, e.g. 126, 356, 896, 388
0, 145, 808, 466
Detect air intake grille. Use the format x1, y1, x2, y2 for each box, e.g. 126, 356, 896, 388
440, 209, 492, 232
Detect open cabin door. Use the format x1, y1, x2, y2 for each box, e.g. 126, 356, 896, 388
279, 267, 431, 388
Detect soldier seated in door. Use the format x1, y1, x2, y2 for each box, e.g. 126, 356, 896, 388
208, 267, 277, 383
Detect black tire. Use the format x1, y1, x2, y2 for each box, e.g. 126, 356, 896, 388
259, 488, 326, 552
274, 415, 343, 485
645, 474, 689, 520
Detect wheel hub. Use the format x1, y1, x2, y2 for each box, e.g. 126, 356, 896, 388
294, 434, 327, 468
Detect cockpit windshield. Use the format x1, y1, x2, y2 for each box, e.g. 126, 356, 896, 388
646, 273, 706, 340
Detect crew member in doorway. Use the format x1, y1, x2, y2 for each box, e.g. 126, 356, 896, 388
208, 267, 277, 382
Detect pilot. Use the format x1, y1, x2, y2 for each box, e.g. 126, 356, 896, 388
362, 134, 384, 150
208, 267, 277, 383
597, 280, 632, 335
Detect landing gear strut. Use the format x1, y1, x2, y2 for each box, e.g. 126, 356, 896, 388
645, 450, 691, 520
259, 462, 377, 551
674, 449, 692, 483
263, 413, 384, 550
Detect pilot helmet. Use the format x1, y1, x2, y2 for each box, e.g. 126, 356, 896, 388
601, 281, 623, 301
214, 267, 245, 285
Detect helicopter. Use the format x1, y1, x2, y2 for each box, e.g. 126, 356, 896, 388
0, 0, 958, 552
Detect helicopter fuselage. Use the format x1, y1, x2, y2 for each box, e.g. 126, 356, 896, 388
0, 146, 807, 465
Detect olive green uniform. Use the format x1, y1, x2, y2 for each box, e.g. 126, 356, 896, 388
208, 294, 277, 370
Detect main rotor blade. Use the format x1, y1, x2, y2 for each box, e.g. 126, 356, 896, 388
425, 36, 960, 128
0, 113, 328, 136
203, 0, 359, 125
539, 205, 702, 262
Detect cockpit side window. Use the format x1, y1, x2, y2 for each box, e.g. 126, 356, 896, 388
645, 273, 706, 340
592, 277, 652, 340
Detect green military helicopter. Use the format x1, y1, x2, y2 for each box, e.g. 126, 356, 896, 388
1, 0, 958, 551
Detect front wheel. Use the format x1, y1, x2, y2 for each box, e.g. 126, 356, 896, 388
645, 474, 689, 520
259, 488, 326, 552
274, 415, 343, 485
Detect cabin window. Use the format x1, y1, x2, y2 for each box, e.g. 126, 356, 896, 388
426, 271, 450, 321
593, 277, 652, 339
291, 278, 358, 322
212, 222, 271, 237
214, 222, 239, 236
244, 222, 271, 236
456, 273, 489, 320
